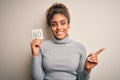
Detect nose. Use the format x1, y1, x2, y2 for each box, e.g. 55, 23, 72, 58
57, 23, 61, 30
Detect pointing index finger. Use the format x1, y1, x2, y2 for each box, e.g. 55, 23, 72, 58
94, 48, 105, 56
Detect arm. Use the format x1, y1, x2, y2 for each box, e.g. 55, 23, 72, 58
31, 50, 45, 80
77, 48, 105, 80
76, 45, 90, 80
30, 38, 45, 80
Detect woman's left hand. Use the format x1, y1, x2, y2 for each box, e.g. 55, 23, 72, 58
84, 48, 105, 73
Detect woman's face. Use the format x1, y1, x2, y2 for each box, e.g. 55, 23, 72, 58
50, 14, 69, 40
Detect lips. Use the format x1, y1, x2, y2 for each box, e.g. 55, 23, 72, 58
56, 31, 63, 35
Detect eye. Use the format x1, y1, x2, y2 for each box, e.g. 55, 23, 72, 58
51, 23, 57, 27
61, 22, 66, 26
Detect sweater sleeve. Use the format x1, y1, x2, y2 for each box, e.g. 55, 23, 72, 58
76, 44, 90, 80
31, 49, 45, 80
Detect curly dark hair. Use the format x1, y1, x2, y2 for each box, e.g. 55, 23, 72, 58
46, 3, 70, 27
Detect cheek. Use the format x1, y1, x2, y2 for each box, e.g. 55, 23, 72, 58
65, 26, 69, 32
50, 27, 56, 33
65, 23, 70, 29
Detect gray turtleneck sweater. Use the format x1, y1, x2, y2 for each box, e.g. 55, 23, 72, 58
31, 36, 90, 80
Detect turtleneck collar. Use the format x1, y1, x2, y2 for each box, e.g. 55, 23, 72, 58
52, 35, 71, 44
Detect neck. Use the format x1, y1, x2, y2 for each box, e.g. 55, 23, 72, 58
52, 35, 71, 44
54, 34, 68, 40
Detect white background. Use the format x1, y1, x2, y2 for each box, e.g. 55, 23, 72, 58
0, 0, 120, 80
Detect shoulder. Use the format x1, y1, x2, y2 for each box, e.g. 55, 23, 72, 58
40, 39, 52, 53
71, 40, 86, 53
41, 39, 53, 48
42, 39, 52, 44
71, 40, 86, 49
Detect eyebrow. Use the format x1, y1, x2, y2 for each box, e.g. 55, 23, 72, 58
60, 19, 66, 22
51, 19, 66, 23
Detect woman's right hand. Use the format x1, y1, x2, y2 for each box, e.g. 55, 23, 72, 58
30, 38, 42, 56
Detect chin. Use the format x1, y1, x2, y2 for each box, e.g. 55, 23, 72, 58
55, 35, 66, 40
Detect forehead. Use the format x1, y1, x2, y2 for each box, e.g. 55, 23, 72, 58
51, 14, 67, 22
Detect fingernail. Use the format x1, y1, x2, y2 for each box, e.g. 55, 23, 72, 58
87, 57, 92, 62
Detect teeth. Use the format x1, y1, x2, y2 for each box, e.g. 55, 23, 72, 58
57, 32, 63, 35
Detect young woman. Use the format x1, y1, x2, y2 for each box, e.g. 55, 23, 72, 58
30, 3, 105, 80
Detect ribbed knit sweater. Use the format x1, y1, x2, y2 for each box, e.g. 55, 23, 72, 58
31, 36, 90, 80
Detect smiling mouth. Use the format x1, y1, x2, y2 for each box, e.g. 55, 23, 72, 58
56, 31, 63, 35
